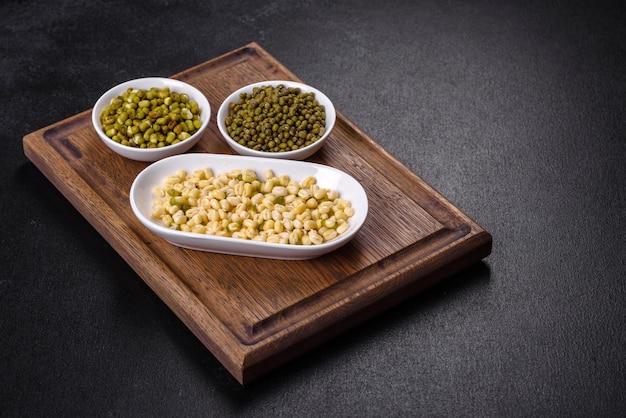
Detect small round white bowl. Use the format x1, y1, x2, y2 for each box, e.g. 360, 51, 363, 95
92, 77, 211, 162
216, 80, 335, 160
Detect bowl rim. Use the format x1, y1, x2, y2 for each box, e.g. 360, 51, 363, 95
216, 80, 335, 159
92, 76, 211, 157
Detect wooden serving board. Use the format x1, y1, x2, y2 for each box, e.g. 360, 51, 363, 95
23, 42, 492, 384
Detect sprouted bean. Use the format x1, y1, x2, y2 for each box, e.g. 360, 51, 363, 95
151, 167, 354, 245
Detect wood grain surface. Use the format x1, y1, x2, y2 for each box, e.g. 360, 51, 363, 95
23, 43, 492, 384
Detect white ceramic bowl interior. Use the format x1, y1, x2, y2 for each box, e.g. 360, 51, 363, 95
130, 153, 368, 260
216, 80, 335, 160
92, 77, 211, 162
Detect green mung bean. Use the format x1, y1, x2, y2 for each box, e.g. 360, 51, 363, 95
100, 86, 202, 148
225, 84, 326, 153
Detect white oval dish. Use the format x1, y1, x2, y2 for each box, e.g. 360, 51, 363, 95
216, 80, 336, 160
130, 153, 368, 260
92, 77, 211, 162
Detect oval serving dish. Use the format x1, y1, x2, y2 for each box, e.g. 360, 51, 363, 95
130, 153, 368, 259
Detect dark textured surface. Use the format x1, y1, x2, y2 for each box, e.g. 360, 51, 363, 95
2, 0, 625, 416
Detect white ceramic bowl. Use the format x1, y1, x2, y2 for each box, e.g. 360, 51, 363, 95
216, 80, 336, 160
130, 153, 368, 260
92, 77, 211, 162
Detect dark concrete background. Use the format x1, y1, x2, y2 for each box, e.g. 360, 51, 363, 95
2, 0, 625, 416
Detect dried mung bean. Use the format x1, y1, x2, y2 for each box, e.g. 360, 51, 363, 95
225, 84, 326, 153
